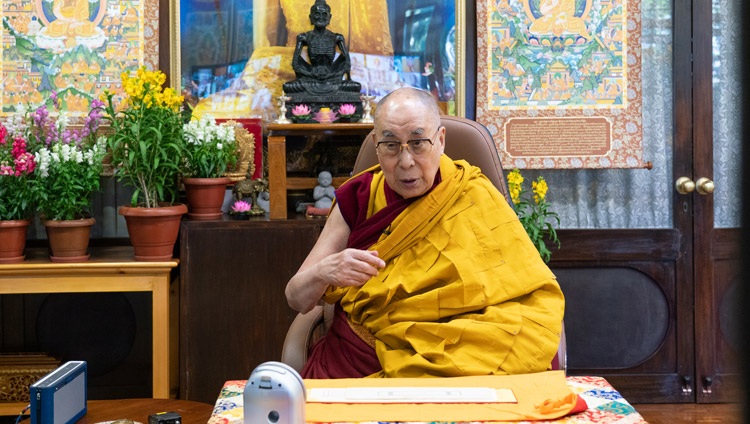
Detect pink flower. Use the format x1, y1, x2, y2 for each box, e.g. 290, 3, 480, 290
338, 104, 356, 116
231, 200, 252, 213
291, 104, 311, 117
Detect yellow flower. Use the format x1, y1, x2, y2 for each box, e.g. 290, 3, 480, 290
507, 169, 524, 204
532, 177, 548, 204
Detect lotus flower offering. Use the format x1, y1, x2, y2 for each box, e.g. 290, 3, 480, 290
313, 108, 338, 124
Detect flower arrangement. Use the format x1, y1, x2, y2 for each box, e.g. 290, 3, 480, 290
102, 67, 186, 208
182, 115, 237, 178
32, 94, 107, 221
507, 169, 560, 262
0, 121, 37, 221
291, 104, 312, 122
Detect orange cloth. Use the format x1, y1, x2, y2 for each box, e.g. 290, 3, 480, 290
304, 370, 583, 422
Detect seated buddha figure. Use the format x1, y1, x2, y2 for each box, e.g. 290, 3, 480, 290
45, 0, 97, 38
529, 0, 590, 40
282, 0, 360, 100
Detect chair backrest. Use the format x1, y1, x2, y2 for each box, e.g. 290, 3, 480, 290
352, 115, 511, 204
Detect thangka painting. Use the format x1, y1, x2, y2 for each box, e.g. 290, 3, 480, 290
476, 0, 646, 169
1, 0, 159, 117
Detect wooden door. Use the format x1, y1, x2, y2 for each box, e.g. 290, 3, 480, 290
690, 0, 742, 403
464, 0, 741, 403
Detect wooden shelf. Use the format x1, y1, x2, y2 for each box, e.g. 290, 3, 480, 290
268, 123, 373, 219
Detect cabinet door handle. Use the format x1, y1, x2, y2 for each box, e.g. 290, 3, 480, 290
681, 376, 692, 395
696, 177, 715, 195
701, 376, 713, 395
675, 177, 695, 194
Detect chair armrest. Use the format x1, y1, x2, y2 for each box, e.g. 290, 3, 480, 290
281, 305, 325, 373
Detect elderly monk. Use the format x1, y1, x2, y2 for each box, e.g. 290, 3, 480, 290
285, 87, 564, 378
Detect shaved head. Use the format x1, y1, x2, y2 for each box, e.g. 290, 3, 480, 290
375, 87, 441, 128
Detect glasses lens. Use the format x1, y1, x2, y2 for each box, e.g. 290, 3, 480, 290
378, 142, 400, 156
408, 139, 429, 155
376, 129, 438, 157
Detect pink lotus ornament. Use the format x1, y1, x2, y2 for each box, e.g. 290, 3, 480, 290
291, 104, 311, 120
338, 104, 356, 116
231, 200, 252, 213
313, 108, 338, 124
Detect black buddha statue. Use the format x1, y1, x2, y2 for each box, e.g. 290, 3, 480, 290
283, 0, 364, 120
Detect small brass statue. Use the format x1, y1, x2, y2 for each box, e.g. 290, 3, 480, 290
233, 177, 269, 216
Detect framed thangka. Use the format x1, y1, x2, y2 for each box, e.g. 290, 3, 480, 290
1, 0, 159, 116
172, 0, 466, 121
476, 0, 648, 169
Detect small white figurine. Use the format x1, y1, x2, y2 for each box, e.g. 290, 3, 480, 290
313, 171, 335, 209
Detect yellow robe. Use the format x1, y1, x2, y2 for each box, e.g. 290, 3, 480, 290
325, 156, 565, 377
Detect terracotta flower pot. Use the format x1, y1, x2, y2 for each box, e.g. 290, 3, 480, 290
0, 219, 30, 264
184, 177, 231, 220
43, 217, 96, 263
119, 204, 188, 261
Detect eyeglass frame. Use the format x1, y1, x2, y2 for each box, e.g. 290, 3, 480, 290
373, 127, 443, 157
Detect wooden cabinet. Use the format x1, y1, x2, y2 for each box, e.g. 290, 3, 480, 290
178, 217, 324, 404
267, 123, 373, 219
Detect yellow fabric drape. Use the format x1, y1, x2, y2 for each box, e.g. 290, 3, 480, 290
324, 156, 565, 377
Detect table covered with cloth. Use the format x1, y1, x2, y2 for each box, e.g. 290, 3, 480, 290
208, 374, 648, 423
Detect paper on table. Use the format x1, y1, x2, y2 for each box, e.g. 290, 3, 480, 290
307, 387, 516, 403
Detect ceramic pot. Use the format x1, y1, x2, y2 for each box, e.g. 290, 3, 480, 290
0, 219, 30, 264
43, 217, 95, 263
119, 204, 188, 261
184, 177, 230, 220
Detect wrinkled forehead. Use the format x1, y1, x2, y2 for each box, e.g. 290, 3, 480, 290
375, 108, 440, 139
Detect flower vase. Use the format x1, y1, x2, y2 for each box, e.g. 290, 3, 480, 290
43, 218, 95, 263
119, 204, 188, 261
184, 177, 231, 220
0, 219, 30, 263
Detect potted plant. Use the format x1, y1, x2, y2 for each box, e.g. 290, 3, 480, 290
506, 168, 561, 263
102, 67, 188, 261
31, 94, 107, 262
0, 118, 37, 263
181, 115, 237, 220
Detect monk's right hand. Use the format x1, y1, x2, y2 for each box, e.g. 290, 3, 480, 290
319, 249, 385, 288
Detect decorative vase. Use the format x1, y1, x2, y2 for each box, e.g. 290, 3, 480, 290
43, 218, 96, 263
0, 219, 30, 264
184, 177, 231, 220
119, 204, 188, 261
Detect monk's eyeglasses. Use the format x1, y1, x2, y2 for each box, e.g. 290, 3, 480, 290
375, 128, 441, 158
